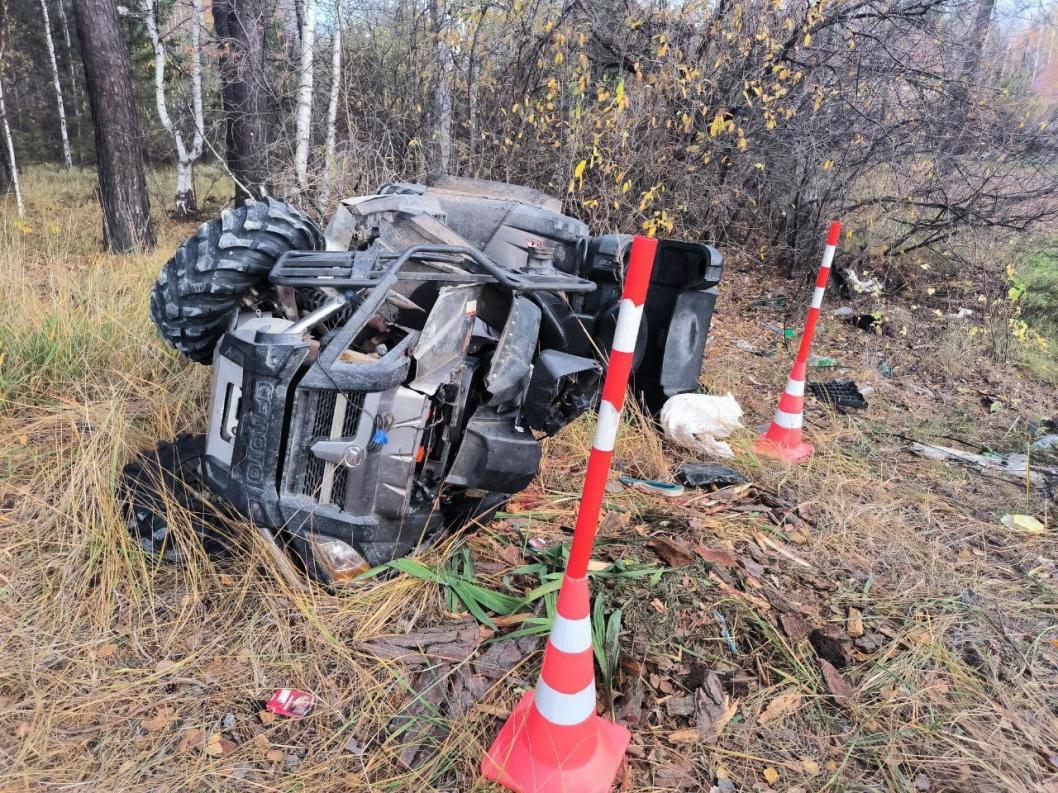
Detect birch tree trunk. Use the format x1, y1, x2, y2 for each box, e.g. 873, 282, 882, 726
320, 5, 340, 208
0, 76, 24, 217
430, 1, 452, 176
54, 0, 80, 113
293, 0, 315, 194
1, 0, 24, 215
39, 0, 73, 167
185, 0, 205, 210
144, 0, 205, 218
465, 8, 486, 173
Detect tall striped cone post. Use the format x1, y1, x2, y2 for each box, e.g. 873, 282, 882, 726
754, 221, 842, 463
481, 236, 658, 793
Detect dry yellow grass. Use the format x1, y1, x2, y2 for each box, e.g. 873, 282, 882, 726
1, 166, 1057, 792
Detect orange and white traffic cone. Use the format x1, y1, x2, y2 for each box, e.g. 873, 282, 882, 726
481, 236, 658, 793
754, 359, 812, 462
754, 221, 842, 464
480, 576, 630, 793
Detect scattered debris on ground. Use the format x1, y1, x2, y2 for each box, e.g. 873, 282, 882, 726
673, 463, 748, 489
660, 392, 744, 458
265, 689, 316, 719
809, 379, 869, 412
619, 475, 685, 498
908, 439, 1058, 489
838, 310, 889, 335
1000, 513, 1048, 534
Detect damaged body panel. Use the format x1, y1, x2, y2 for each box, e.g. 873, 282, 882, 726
132, 177, 725, 583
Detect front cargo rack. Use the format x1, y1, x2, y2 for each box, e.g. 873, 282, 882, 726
270, 244, 598, 294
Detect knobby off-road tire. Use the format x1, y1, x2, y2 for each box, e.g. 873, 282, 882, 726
119, 435, 231, 562
150, 197, 324, 364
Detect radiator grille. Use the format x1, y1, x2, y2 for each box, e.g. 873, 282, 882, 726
294, 390, 366, 504
301, 391, 336, 499
341, 392, 366, 436
330, 392, 365, 506
331, 466, 349, 507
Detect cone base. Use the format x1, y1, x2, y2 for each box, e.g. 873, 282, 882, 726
482, 691, 630, 793
753, 436, 814, 463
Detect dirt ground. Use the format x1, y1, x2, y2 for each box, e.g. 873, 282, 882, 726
1, 169, 1056, 792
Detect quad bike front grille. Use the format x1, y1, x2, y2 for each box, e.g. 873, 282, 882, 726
293, 389, 367, 506
301, 390, 336, 498
329, 391, 367, 506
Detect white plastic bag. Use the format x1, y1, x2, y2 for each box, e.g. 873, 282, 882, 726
660, 393, 744, 459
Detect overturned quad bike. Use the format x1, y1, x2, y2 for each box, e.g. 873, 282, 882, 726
123, 178, 723, 584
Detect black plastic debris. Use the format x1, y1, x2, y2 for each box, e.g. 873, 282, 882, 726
673, 462, 748, 489
841, 312, 887, 334
808, 380, 868, 412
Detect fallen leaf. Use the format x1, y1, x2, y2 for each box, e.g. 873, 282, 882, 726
201, 658, 227, 684
847, 607, 864, 638
763, 767, 779, 784
696, 546, 737, 567
204, 732, 237, 757
651, 536, 696, 567
476, 703, 511, 718
178, 728, 206, 753
758, 691, 802, 725
496, 544, 524, 568
97, 643, 119, 658
266, 749, 285, 762
258, 710, 276, 725
140, 707, 176, 732
780, 612, 808, 641
655, 763, 696, 786
818, 659, 856, 701
155, 659, 177, 674
802, 758, 820, 775
667, 727, 701, 745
